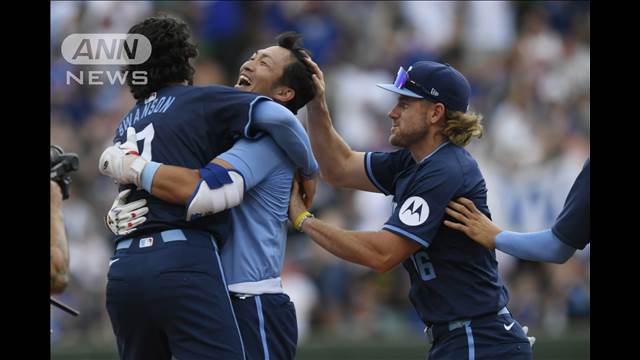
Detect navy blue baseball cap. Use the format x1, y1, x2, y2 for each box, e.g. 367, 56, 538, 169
376, 61, 471, 112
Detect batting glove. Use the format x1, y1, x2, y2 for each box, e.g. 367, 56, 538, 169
104, 189, 149, 236
99, 127, 147, 187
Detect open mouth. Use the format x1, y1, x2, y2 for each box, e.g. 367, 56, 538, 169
236, 74, 252, 87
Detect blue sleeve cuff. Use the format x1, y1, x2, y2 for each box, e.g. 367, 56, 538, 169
301, 163, 320, 179
365, 152, 390, 195
141, 161, 162, 193
383, 224, 431, 249
494, 231, 509, 249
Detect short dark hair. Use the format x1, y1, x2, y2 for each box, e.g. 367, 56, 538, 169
125, 16, 198, 100
274, 32, 316, 114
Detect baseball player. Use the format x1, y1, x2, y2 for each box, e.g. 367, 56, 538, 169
98, 17, 317, 360
288, 57, 533, 359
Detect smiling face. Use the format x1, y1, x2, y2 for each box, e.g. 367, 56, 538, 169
235, 45, 295, 103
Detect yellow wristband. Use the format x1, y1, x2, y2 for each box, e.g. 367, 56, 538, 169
294, 210, 313, 232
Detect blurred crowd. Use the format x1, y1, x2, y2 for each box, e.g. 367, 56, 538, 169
50, 1, 590, 347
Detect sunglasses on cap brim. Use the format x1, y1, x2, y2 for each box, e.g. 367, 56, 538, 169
393, 66, 432, 98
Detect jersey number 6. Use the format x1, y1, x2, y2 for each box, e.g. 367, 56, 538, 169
412, 251, 437, 282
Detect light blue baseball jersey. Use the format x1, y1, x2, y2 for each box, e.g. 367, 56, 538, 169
218, 135, 295, 293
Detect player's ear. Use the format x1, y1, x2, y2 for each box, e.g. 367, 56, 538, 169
273, 86, 295, 104
427, 102, 446, 125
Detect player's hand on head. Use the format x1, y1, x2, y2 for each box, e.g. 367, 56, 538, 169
443, 197, 501, 249
288, 178, 307, 224
98, 127, 147, 187
302, 56, 326, 104
105, 189, 149, 236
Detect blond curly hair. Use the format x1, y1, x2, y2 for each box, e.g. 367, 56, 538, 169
441, 110, 484, 147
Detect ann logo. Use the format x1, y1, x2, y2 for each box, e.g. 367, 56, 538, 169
398, 196, 429, 226
61, 34, 152, 65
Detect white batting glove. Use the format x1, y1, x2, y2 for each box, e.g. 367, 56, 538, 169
522, 325, 536, 348
99, 127, 148, 187
104, 189, 149, 236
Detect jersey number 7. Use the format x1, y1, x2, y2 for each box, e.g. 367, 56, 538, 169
136, 123, 155, 161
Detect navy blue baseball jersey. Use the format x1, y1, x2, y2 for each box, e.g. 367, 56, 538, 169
552, 158, 590, 250
112, 84, 270, 245
365, 142, 509, 325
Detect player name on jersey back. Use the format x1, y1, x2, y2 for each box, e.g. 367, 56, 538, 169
116, 93, 176, 137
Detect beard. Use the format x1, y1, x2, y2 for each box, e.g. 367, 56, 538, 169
389, 125, 429, 148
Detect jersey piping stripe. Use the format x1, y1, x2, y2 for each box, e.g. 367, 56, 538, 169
256, 296, 270, 360
383, 224, 430, 248
365, 152, 391, 195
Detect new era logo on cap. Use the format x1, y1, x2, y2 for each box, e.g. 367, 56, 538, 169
430, 88, 439, 97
